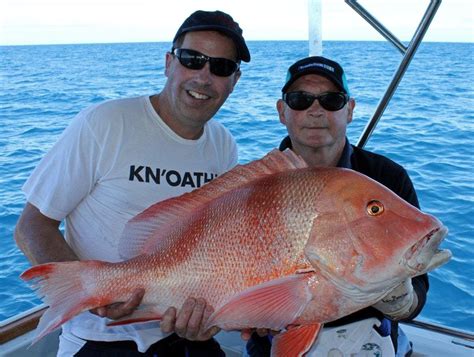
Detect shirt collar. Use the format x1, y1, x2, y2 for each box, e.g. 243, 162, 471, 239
336, 138, 353, 169
279, 136, 353, 169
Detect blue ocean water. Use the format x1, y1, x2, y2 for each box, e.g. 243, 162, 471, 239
0, 41, 473, 333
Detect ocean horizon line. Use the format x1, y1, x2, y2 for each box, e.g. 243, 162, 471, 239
1, 38, 472, 48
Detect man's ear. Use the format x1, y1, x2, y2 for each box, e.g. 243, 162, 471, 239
277, 99, 287, 125
228, 69, 241, 93
164, 52, 173, 77
346, 98, 356, 124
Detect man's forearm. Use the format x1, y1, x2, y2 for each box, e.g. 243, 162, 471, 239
15, 203, 78, 265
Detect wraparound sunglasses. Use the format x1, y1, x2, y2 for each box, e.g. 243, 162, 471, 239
283, 91, 349, 111
171, 48, 240, 77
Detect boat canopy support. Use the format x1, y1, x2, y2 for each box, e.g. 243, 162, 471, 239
308, 0, 323, 56
343, 0, 442, 148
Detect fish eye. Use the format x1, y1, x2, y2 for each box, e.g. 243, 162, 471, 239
367, 200, 384, 216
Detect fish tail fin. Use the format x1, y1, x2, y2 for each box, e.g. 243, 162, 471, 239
20, 261, 108, 344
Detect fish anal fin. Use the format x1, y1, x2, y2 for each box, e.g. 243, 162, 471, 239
271, 324, 322, 357
107, 306, 163, 326
206, 273, 314, 331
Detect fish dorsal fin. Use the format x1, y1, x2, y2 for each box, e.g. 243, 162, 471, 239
118, 149, 307, 259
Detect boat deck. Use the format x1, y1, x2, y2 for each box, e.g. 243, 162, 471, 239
2, 322, 473, 356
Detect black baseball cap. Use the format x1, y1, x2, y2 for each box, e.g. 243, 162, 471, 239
173, 10, 250, 63
282, 56, 350, 95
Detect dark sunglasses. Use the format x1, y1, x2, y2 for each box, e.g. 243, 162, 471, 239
171, 48, 239, 77
283, 91, 349, 111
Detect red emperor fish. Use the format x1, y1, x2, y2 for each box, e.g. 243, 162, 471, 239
21, 150, 451, 356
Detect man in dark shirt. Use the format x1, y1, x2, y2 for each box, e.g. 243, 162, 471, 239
246, 56, 427, 356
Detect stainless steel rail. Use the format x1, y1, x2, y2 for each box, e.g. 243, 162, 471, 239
406, 320, 474, 343
344, 0, 442, 148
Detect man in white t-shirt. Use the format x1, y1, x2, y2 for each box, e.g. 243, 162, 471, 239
15, 10, 250, 357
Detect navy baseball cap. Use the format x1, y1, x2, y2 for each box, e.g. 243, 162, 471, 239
173, 10, 250, 63
282, 56, 350, 95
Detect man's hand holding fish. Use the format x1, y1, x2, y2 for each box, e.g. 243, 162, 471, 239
161, 297, 221, 341
373, 278, 418, 320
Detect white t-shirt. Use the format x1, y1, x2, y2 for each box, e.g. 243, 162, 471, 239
23, 95, 238, 352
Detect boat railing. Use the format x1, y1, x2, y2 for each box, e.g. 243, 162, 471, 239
1, 306, 473, 351
406, 319, 474, 343
0, 305, 46, 344
344, 0, 442, 148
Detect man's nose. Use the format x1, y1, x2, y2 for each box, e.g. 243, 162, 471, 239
194, 62, 213, 83
307, 98, 325, 113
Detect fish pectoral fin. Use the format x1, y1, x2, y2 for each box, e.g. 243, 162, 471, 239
206, 273, 315, 331
271, 324, 322, 357
107, 306, 163, 326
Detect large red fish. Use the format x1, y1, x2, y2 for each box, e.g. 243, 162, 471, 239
21, 150, 450, 356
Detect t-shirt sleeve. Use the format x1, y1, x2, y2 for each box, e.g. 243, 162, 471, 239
22, 107, 101, 221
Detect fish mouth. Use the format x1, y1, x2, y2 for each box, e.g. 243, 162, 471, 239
404, 225, 451, 275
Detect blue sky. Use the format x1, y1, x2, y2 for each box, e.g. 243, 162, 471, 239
1, 0, 472, 46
